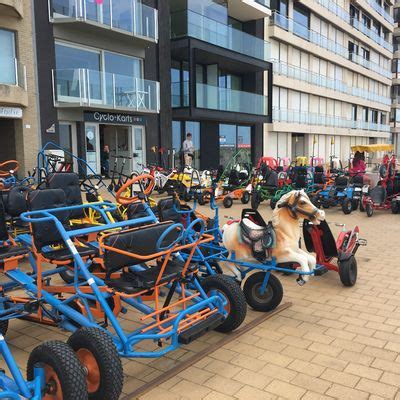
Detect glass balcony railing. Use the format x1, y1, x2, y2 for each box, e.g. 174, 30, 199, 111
49, 0, 158, 41
52, 68, 160, 113
272, 60, 391, 105
0, 58, 26, 89
255, 0, 271, 7
316, 0, 392, 51
366, 0, 393, 24
171, 10, 269, 61
271, 12, 391, 79
273, 108, 390, 132
196, 83, 268, 115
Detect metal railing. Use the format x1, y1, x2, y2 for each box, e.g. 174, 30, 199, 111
171, 9, 270, 61
316, 0, 392, 51
196, 83, 268, 115
273, 108, 390, 132
366, 0, 393, 24
272, 60, 391, 105
49, 0, 158, 41
0, 58, 27, 89
270, 12, 391, 78
52, 68, 160, 113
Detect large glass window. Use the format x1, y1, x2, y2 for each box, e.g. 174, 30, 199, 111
219, 124, 251, 165
293, 4, 309, 40
171, 120, 200, 169
185, 121, 200, 169
187, 0, 228, 24
171, 60, 189, 107
0, 29, 16, 85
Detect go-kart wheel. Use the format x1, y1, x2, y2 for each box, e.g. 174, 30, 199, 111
339, 256, 357, 287
223, 196, 233, 208
197, 192, 206, 206
241, 191, 250, 204
366, 203, 373, 217
27, 341, 88, 400
201, 274, 246, 333
68, 327, 123, 400
243, 272, 283, 312
359, 200, 365, 212
342, 198, 353, 215
391, 200, 400, 214
183, 192, 192, 202
270, 198, 277, 210
58, 267, 75, 284
351, 199, 359, 211
251, 191, 260, 210
0, 319, 9, 335
157, 188, 165, 195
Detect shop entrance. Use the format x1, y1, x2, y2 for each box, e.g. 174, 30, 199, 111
0, 119, 16, 161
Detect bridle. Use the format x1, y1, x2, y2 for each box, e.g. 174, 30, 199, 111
278, 191, 319, 220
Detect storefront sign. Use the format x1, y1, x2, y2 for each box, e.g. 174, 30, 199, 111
84, 111, 145, 125
0, 107, 22, 119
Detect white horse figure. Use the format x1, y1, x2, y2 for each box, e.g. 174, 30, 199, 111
222, 190, 325, 283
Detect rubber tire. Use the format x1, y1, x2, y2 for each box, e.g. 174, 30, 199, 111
342, 198, 353, 215
201, 275, 247, 333
223, 197, 233, 208
68, 327, 123, 400
58, 266, 75, 284
27, 341, 88, 400
359, 200, 365, 212
339, 256, 357, 287
366, 203, 373, 217
251, 191, 260, 210
243, 272, 283, 312
241, 191, 250, 204
197, 192, 206, 206
270, 198, 277, 210
351, 199, 359, 211
157, 188, 165, 195
183, 192, 192, 202
391, 200, 399, 214
0, 319, 8, 335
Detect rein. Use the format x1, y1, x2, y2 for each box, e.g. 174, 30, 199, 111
277, 192, 318, 220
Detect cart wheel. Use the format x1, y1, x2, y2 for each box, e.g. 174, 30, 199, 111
68, 328, 123, 400
251, 191, 260, 210
391, 200, 399, 214
243, 272, 283, 312
270, 198, 277, 210
339, 256, 357, 287
27, 341, 88, 400
366, 203, 373, 217
183, 192, 192, 202
201, 275, 247, 333
197, 192, 206, 206
359, 200, 365, 212
241, 191, 250, 204
157, 188, 165, 195
351, 199, 359, 211
0, 319, 8, 335
342, 198, 353, 215
58, 266, 75, 284
223, 196, 233, 208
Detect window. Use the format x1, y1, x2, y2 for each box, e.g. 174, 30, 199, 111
348, 42, 358, 61
352, 105, 357, 121
394, 8, 400, 23
278, 0, 288, 16
361, 47, 370, 61
371, 109, 378, 123
0, 29, 16, 85
362, 107, 369, 122
372, 20, 381, 36
362, 14, 371, 28
171, 60, 189, 107
293, 4, 309, 40
350, 4, 359, 24
219, 124, 251, 165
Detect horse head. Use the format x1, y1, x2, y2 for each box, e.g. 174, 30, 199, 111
274, 190, 325, 225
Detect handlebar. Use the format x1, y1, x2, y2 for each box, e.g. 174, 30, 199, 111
156, 223, 185, 251
182, 218, 205, 241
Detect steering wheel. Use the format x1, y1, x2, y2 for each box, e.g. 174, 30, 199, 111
80, 175, 104, 195
0, 160, 19, 177
115, 174, 155, 205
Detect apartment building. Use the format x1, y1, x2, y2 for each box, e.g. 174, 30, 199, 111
392, 1, 400, 154
0, 0, 39, 174
266, 0, 393, 162
34, 0, 166, 175
169, 0, 272, 169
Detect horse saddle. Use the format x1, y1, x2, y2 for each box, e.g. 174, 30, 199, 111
240, 216, 276, 262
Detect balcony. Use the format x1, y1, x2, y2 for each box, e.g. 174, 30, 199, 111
171, 10, 269, 61
49, 0, 158, 42
315, 0, 392, 52
273, 60, 391, 106
270, 12, 391, 79
196, 83, 268, 116
0, 0, 23, 17
273, 108, 390, 132
365, 0, 393, 24
0, 58, 27, 106
227, 0, 271, 21
52, 68, 160, 113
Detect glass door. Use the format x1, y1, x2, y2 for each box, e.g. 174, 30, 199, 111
132, 126, 146, 171
85, 123, 100, 174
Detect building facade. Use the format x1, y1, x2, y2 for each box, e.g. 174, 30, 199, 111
34, 0, 168, 175
0, 0, 40, 175
392, 0, 400, 154
265, 0, 393, 163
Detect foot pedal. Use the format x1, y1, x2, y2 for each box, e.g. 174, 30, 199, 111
178, 313, 225, 345
296, 277, 306, 286
314, 266, 329, 276
358, 238, 367, 246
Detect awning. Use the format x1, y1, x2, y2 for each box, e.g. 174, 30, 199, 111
351, 144, 394, 153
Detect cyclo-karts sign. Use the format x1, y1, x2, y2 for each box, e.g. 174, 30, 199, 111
84, 111, 145, 125
0, 107, 23, 119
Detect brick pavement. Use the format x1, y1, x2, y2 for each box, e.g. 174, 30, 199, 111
2, 198, 400, 399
